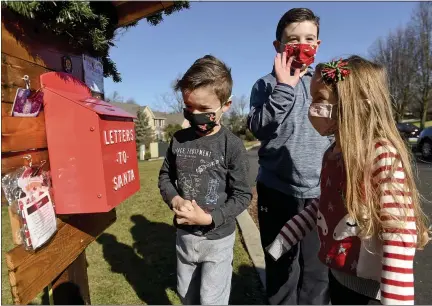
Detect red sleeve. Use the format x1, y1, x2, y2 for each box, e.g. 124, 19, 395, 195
266, 199, 319, 260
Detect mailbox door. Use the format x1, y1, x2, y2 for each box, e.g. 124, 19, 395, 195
99, 119, 140, 208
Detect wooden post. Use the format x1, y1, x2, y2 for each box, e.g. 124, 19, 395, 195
8, 206, 23, 245
44, 251, 91, 305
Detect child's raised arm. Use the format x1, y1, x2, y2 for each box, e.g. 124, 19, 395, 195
266, 199, 319, 260
373, 143, 417, 305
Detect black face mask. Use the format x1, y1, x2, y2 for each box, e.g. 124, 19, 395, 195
183, 107, 221, 133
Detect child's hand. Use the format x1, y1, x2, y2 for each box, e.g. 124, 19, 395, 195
171, 196, 194, 212
173, 200, 213, 226
178, 200, 194, 212
274, 52, 301, 88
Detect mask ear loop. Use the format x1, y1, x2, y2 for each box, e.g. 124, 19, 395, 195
330, 104, 339, 120
217, 95, 234, 124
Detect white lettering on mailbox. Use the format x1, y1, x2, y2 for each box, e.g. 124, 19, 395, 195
113, 169, 136, 191
116, 151, 128, 164
103, 128, 136, 191
103, 129, 134, 145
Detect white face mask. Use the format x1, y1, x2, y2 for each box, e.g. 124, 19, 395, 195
308, 103, 338, 136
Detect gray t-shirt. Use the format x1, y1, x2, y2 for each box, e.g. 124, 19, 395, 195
158, 126, 252, 240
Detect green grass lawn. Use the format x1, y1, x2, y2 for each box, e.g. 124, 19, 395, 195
1, 161, 265, 305
411, 120, 432, 128
243, 140, 260, 149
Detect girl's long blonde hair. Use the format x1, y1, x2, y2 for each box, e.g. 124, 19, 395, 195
317, 55, 430, 249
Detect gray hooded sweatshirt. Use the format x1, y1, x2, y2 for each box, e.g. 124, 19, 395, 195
247, 68, 332, 199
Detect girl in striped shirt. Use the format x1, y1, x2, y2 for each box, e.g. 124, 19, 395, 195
266, 56, 430, 305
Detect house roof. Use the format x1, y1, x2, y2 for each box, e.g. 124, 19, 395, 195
108, 102, 185, 125
110, 102, 144, 117
165, 113, 186, 126
152, 111, 167, 120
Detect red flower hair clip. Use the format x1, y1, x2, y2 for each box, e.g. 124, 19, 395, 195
320, 58, 350, 85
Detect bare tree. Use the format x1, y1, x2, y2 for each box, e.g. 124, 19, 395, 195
225, 94, 250, 136
370, 26, 417, 122
106, 91, 124, 103
231, 94, 248, 117
126, 98, 138, 105
411, 2, 432, 129
157, 74, 184, 113
158, 91, 184, 113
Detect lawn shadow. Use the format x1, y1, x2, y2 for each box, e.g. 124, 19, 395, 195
230, 265, 266, 305
98, 214, 266, 305
97, 215, 176, 305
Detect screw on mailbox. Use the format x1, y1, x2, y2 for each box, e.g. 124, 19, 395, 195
97, 194, 102, 198
90, 127, 95, 131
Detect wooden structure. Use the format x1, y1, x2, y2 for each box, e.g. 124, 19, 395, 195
1, 2, 175, 304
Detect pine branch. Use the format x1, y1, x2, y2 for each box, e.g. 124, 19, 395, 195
3, 1, 189, 83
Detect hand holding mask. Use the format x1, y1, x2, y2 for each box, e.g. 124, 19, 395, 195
284, 43, 317, 70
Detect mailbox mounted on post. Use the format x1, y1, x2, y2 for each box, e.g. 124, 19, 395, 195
40, 72, 140, 214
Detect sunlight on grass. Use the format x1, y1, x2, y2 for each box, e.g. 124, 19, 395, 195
412, 120, 432, 128
2, 161, 265, 305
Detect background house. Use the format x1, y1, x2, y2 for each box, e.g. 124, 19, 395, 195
110, 102, 188, 141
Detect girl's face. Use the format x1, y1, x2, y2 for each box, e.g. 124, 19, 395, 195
308, 72, 339, 136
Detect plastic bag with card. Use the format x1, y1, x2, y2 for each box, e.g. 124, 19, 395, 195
1, 161, 57, 251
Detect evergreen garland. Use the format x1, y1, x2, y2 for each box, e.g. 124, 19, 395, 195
2, 1, 189, 82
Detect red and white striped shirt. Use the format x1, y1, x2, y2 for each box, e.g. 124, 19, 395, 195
266, 141, 417, 305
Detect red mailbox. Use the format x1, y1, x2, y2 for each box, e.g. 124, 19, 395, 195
40, 72, 140, 214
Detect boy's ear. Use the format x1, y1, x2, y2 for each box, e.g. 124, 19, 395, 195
273, 40, 281, 53
222, 99, 232, 113
315, 40, 322, 52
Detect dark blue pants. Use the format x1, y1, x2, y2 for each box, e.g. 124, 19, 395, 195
257, 182, 330, 305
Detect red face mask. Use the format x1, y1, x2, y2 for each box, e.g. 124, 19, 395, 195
284, 43, 317, 69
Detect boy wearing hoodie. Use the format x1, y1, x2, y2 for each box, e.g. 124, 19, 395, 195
247, 8, 331, 305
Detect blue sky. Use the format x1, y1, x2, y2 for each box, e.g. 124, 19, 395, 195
104, 1, 418, 111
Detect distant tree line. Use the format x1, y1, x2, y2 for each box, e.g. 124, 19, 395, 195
369, 2, 432, 128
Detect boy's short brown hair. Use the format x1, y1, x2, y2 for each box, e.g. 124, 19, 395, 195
276, 8, 320, 41
175, 55, 233, 105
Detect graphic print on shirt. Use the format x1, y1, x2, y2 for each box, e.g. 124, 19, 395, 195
205, 179, 220, 205
178, 173, 201, 199
330, 214, 382, 280
317, 209, 328, 236
175, 146, 225, 207
196, 158, 222, 174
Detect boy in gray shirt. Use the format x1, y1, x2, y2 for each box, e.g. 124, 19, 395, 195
159, 55, 251, 305
247, 8, 331, 305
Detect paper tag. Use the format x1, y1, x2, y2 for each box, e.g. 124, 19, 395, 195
20, 190, 57, 249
